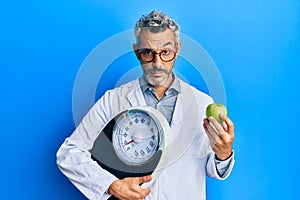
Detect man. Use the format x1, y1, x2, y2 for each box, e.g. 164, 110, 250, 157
57, 10, 235, 200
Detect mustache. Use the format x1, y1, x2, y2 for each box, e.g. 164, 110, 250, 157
146, 67, 168, 74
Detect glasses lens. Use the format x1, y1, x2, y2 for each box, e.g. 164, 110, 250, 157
140, 49, 154, 62
160, 50, 175, 62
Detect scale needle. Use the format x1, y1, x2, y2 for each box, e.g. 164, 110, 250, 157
123, 140, 134, 146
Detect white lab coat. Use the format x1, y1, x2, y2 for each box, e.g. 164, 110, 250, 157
56, 78, 234, 200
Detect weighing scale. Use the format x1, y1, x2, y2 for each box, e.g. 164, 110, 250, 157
91, 106, 170, 179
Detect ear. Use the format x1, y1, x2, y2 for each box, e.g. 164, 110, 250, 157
133, 43, 138, 51
175, 41, 182, 59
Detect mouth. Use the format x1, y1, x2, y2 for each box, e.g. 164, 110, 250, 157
147, 68, 167, 76
149, 71, 164, 77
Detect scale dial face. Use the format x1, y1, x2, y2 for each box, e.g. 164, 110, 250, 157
112, 109, 160, 166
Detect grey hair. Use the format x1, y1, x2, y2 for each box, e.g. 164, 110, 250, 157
134, 10, 180, 46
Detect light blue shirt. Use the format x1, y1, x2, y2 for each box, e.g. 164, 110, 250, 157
139, 75, 180, 125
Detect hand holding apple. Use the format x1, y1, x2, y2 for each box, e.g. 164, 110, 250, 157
203, 103, 234, 161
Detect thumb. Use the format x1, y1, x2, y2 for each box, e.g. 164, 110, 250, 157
138, 175, 153, 184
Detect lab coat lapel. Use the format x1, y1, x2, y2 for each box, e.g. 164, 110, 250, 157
162, 81, 200, 166
126, 79, 146, 107
169, 95, 183, 142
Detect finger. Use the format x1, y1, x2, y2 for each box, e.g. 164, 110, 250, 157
141, 187, 151, 197
138, 175, 152, 184
131, 186, 150, 199
124, 179, 150, 199
208, 116, 223, 132
133, 178, 152, 199
202, 118, 209, 132
206, 130, 217, 148
223, 115, 234, 136
204, 119, 221, 144
203, 118, 211, 135
221, 116, 228, 132
208, 116, 228, 139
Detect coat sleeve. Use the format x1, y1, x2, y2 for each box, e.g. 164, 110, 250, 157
56, 90, 118, 200
206, 150, 235, 180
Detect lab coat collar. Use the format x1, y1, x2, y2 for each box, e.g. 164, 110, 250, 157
126, 79, 147, 107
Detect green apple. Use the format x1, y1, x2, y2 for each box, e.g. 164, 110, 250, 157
206, 103, 228, 123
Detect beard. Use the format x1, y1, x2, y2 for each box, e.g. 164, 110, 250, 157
143, 66, 172, 86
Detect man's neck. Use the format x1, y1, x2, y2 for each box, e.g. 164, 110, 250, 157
149, 74, 174, 100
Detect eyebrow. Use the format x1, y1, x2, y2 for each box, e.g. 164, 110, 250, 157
163, 42, 172, 47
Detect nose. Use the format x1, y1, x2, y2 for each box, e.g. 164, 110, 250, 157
153, 53, 163, 66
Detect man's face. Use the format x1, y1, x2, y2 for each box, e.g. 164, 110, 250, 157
133, 28, 181, 87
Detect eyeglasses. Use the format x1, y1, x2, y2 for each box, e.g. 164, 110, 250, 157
135, 48, 177, 62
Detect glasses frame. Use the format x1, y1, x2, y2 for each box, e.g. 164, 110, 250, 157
135, 48, 177, 63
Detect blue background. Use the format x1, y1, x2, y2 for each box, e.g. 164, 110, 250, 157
1, 0, 299, 199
